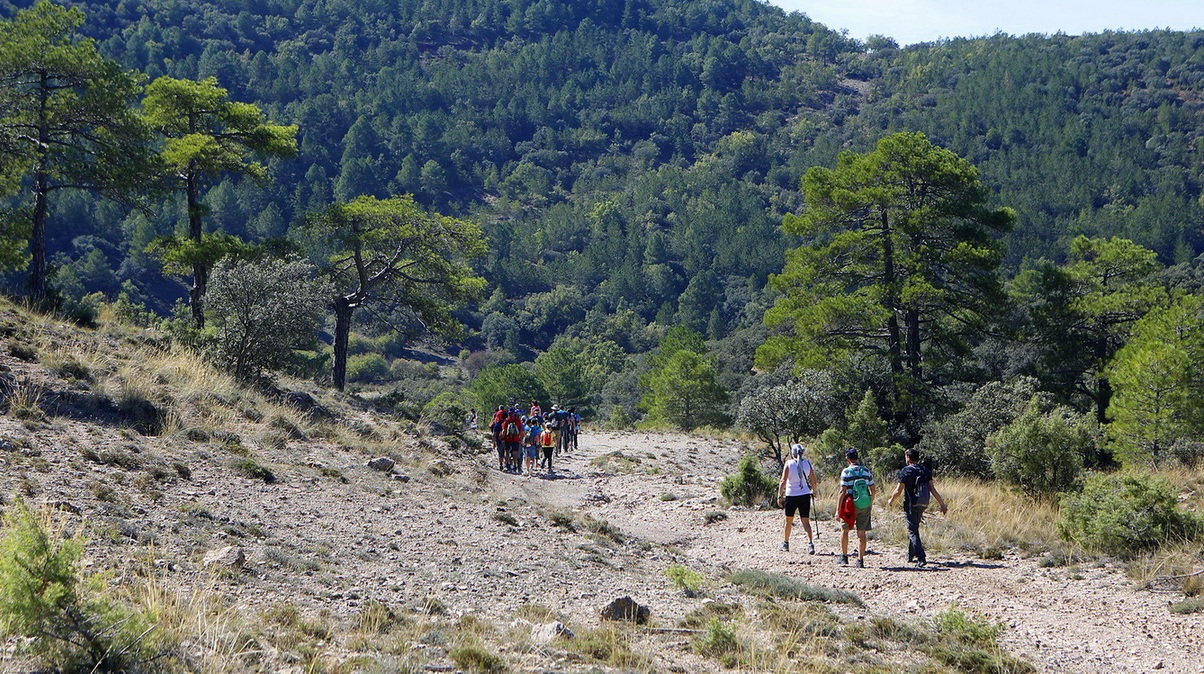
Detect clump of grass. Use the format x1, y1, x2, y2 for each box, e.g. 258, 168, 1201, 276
563, 627, 649, 669
727, 569, 862, 605
692, 618, 739, 661
230, 457, 276, 483
548, 511, 576, 532
581, 515, 622, 544
917, 608, 1035, 674
665, 563, 705, 597
660, 492, 677, 501
8, 342, 38, 361
354, 600, 407, 634
492, 511, 518, 527
449, 644, 506, 673
515, 603, 555, 622
1170, 598, 1204, 614
758, 600, 841, 638
679, 601, 743, 629
703, 510, 728, 525
317, 467, 348, 483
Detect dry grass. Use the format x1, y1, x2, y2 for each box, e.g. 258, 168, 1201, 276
872, 477, 1061, 557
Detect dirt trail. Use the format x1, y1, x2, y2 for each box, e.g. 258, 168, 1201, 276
495, 430, 1203, 674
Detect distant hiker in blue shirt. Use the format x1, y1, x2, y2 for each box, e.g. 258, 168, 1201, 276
888, 448, 947, 567
837, 448, 875, 568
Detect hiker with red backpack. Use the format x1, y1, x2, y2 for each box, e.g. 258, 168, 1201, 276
837, 448, 875, 567
500, 411, 524, 472
887, 448, 947, 567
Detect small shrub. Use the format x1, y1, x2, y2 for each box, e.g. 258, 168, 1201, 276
1059, 472, 1198, 558
665, 564, 704, 596
492, 512, 518, 527
1169, 598, 1204, 614
230, 457, 277, 483
421, 392, 471, 435
720, 455, 778, 506
548, 512, 576, 532
934, 608, 1003, 648
692, 618, 738, 658
703, 510, 728, 525
347, 353, 391, 383
449, 644, 507, 673
354, 600, 405, 634
0, 501, 156, 672
171, 461, 192, 479
8, 342, 38, 362
727, 569, 862, 605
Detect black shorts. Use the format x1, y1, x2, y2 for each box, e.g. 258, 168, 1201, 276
783, 494, 812, 519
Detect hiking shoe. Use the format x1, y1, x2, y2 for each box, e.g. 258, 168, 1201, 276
808, 542, 816, 555
916, 560, 927, 568
838, 555, 848, 566
856, 557, 865, 568
780, 541, 789, 552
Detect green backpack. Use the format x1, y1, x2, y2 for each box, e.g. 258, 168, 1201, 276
851, 478, 872, 509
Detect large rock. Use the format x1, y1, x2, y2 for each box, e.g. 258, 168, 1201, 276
367, 457, 395, 472
202, 546, 246, 569
531, 621, 574, 644
600, 596, 650, 624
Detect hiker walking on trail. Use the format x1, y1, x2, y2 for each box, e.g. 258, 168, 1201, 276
538, 424, 556, 474
887, 448, 947, 567
568, 406, 580, 451
523, 416, 542, 477
776, 443, 817, 554
837, 448, 875, 567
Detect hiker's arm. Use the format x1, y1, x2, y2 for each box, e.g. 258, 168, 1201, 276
930, 481, 948, 513
887, 482, 904, 506
806, 465, 817, 497
777, 464, 789, 504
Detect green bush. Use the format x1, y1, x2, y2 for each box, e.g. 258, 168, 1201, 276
987, 403, 1094, 495
421, 391, 471, 434
0, 501, 155, 672
692, 618, 739, 659
1058, 472, 1198, 558
719, 455, 777, 506
665, 564, 704, 597
347, 352, 391, 383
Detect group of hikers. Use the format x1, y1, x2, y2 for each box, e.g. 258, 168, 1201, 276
488, 401, 581, 476
777, 445, 948, 568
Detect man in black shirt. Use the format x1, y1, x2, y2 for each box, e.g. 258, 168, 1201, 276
887, 448, 948, 567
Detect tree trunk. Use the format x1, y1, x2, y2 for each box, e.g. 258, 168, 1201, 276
187, 171, 206, 328
30, 168, 49, 305
880, 209, 904, 378
28, 74, 51, 305
332, 296, 354, 391
905, 307, 923, 380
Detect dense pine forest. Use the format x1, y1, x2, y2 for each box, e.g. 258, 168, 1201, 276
3, 0, 1204, 475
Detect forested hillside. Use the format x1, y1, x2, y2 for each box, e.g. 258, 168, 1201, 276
3, 0, 1204, 457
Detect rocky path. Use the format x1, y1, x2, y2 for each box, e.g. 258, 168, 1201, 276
492, 430, 1203, 674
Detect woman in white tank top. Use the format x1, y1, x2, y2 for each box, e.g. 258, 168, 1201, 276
776, 443, 817, 554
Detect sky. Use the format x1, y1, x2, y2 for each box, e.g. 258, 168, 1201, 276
766, 0, 1204, 46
